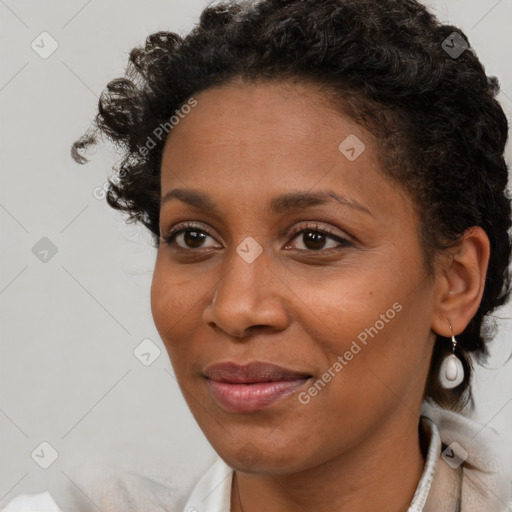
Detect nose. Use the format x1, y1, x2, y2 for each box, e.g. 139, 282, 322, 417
202, 244, 290, 339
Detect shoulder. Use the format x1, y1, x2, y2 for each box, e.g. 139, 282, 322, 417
181, 457, 233, 512
421, 400, 512, 511
2, 463, 191, 512
1, 491, 62, 512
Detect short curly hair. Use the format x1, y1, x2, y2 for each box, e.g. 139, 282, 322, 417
72, 0, 511, 413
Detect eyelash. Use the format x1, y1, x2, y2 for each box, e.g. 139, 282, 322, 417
161, 221, 352, 254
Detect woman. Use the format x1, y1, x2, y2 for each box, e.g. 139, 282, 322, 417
4, 0, 512, 510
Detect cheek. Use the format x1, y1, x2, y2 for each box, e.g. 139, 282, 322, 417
150, 256, 215, 369
150, 258, 191, 352
309, 284, 433, 421
151, 254, 198, 320
150, 259, 173, 334
299, 258, 431, 400
291, 259, 403, 351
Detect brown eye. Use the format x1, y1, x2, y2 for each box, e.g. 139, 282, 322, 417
162, 223, 219, 250
287, 224, 352, 252
180, 229, 208, 248
301, 231, 329, 250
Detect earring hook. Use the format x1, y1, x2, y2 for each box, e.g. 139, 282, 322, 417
448, 323, 456, 353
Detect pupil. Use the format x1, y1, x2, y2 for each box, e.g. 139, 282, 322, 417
304, 231, 325, 250
185, 230, 206, 248
182, 230, 327, 250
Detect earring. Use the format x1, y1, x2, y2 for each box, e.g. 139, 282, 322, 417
439, 325, 464, 389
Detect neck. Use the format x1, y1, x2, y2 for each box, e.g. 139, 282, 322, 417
231, 407, 427, 512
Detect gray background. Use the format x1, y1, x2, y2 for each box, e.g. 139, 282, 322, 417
1, 0, 511, 507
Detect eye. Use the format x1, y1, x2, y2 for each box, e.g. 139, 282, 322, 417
161, 221, 352, 253
285, 223, 352, 252
161, 222, 219, 250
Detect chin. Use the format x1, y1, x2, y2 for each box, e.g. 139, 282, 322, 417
215, 440, 315, 475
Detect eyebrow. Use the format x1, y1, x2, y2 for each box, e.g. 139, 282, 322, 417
160, 188, 372, 217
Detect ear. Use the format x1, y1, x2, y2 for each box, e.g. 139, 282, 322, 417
431, 226, 490, 337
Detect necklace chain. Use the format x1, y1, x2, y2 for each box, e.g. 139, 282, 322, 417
234, 471, 244, 512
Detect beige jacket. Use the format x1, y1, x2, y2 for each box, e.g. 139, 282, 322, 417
419, 401, 512, 512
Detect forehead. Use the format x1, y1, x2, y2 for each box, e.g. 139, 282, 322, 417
159, 80, 412, 222
163, 80, 363, 158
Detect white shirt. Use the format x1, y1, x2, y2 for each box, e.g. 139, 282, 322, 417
3, 400, 512, 512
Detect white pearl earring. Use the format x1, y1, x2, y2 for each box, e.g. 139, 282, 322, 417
439, 327, 464, 389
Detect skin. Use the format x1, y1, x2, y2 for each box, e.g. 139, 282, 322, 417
150, 79, 489, 512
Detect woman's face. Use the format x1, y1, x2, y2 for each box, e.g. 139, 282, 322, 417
151, 80, 438, 473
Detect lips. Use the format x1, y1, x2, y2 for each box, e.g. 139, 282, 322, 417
204, 362, 312, 412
